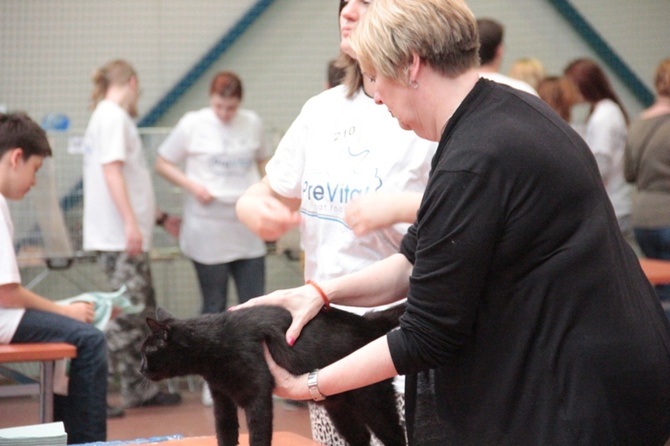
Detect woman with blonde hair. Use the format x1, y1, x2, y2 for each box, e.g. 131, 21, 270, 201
508, 57, 545, 91
83, 59, 181, 411
236, 0, 670, 444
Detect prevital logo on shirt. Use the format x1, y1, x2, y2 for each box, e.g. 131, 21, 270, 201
208, 154, 253, 177
301, 143, 383, 226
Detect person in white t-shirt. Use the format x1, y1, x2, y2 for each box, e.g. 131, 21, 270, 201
156, 72, 269, 405
82, 59, 181, 410
156, 71, 269, 314
0, 112, 107, 444
235, 1, 438, 443
565, 58, 632, 236
476, 18, 539, 96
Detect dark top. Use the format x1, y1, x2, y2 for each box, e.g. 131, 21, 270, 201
388, 79, 670, 445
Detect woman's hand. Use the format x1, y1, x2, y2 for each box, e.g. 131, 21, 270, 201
188, 181, 214, 205
263, 344, 310, 400
230, 284, 324, 346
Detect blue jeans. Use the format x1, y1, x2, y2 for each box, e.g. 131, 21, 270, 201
635, 227, 670, 314
12, 309, 107, 444
193, 256, 265, 314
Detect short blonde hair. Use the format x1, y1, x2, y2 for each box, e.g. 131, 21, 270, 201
350, 0, 479, 84
655, 58, 670, 97
508, 57, 546, 90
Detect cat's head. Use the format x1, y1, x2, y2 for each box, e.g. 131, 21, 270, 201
140, 307, 192, 381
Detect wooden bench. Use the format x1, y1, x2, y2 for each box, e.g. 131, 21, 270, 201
0, 342, 77, 423
639, 258, 670, 285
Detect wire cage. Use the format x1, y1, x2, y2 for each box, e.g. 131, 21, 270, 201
9, 127, 303, 319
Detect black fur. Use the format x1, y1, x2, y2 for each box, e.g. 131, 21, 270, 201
140, 304, 406, 446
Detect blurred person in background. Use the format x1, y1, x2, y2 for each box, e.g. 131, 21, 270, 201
625, 58, 670, 308
565, 58, 633, 238
508, 57, 545, 92
156, 70, 269, 406
537, 75, 579, 122
82, 59, 181, 412
476, 18, 538, 96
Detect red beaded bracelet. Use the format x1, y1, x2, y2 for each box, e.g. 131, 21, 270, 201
306, 280, 331, 311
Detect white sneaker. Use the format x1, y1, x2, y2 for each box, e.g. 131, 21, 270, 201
201, 382, 213, 407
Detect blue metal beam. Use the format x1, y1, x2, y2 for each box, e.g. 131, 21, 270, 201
546, 0, 654, 107
138, 0, 276, 127
55, 0, 276, 218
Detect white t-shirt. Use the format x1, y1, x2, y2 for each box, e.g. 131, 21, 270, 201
480, 72, 538, 96
82, 100, 156, 252
158, 107, 269, 264
584, 98, 632, 222
266, 85, 437, 312
0, 195, 25, 344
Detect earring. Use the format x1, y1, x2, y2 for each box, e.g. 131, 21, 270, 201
410, 80, 419, 89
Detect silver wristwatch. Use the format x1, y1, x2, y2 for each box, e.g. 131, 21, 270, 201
307, 369, 326, 401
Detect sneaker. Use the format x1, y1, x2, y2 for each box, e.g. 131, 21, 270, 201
201, 382, 213, 407
106, 404, 125, 418
133, 391, 182, 408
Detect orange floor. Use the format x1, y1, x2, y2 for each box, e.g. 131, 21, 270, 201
0, 384, 312, 443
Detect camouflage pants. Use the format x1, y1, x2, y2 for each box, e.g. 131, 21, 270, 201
97, 251, 163, 407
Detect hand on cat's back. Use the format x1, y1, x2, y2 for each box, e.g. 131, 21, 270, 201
229, 285, 326, 346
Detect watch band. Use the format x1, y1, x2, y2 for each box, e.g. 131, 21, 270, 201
307, 369, 326, 401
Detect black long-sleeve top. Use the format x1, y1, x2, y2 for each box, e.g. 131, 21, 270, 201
388, 79, 670, 445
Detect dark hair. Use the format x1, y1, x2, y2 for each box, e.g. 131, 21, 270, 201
564, 58, 629, 124
0, 112, 52, 160
476, 18, 503, 66
209, 71, 243, 99
327, 58, 347, 88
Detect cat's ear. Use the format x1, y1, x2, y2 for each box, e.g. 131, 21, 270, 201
146, 317, 167, 334
156, 307, 174, 321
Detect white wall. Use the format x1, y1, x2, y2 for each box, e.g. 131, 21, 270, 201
1, 0, 668, 138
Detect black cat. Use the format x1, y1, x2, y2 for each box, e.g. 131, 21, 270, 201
140, 304, 406, 446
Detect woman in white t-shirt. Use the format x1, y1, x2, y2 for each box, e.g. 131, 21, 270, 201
157, 71, 269, 317
235, 1, 437, 444
565, 58, 632, 236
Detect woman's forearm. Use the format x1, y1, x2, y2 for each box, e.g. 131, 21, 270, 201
320, 253, 412, 308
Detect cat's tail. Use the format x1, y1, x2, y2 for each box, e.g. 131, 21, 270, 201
362, 301, 407, 333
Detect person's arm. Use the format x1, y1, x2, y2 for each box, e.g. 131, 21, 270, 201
0, 283, 94, 323
344, 191, 423, 236
235, 176, 301, 241
102, 161, 142, 256
232, 253, 412, 344
155, 155, 213, 205
265, 335, 397, 401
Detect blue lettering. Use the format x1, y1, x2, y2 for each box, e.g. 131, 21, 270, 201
313, 185, 324, 201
